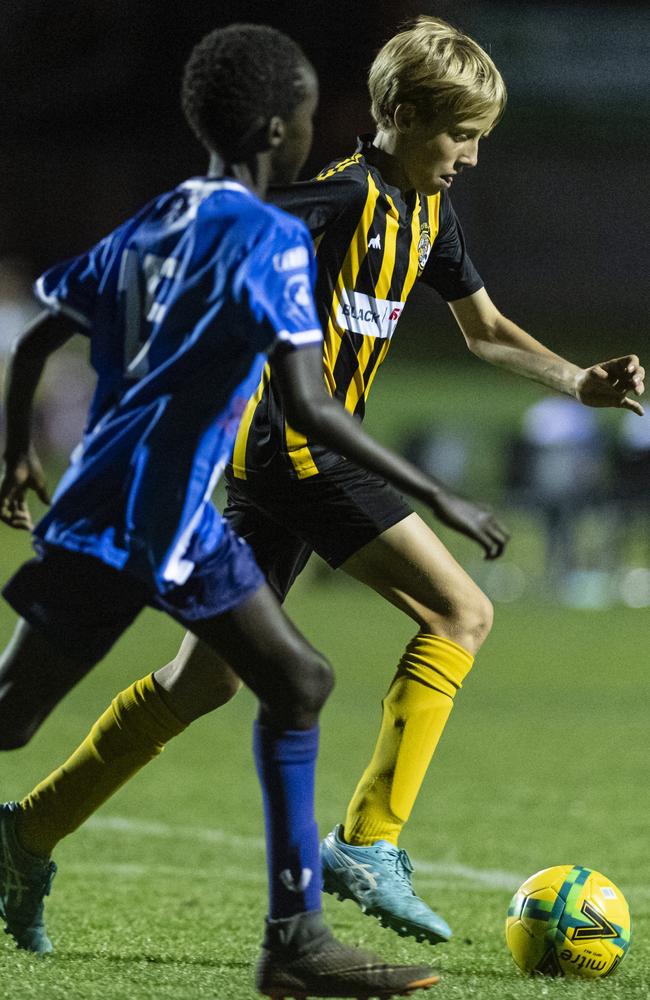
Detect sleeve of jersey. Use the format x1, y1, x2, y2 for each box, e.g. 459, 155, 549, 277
420, 193, 485, 302
33, 234, 115, 333
237, 221, 323, 353
269, 171, 361, 239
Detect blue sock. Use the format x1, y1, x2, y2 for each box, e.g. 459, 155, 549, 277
253, 721, 321, 919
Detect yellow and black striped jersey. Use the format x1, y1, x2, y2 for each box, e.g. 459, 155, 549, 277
231, 135, 483, 481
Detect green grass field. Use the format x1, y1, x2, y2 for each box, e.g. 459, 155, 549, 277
0, 364, 648, 998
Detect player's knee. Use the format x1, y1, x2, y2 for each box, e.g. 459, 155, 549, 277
308, 650, 335, 710
426, 587, 494, 655
454, 589, 494, 652
276, 646, 334, 723
294, 648, 334, 715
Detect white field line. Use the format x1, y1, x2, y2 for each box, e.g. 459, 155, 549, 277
82, 815, 650, 900
82, 815, 524, 893
87, 814, 265, 850
66, 861, 266, 883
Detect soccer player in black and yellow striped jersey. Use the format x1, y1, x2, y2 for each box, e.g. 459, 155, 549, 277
0, 14, 644, 957
230, 138, 475, 484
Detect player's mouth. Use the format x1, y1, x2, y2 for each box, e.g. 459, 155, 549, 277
439, 173, 456, 189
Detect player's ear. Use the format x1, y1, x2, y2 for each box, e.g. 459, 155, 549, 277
393, 103, 417, 134
266, 115, 287, 149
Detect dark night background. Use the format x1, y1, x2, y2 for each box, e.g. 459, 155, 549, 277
0, 0, 648, 359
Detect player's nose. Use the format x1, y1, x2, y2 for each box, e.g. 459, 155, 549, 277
458, 138, 479, 168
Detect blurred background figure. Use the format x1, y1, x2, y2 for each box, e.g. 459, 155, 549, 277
402, 428, 470, 494
505, 397, 609, 602
612, 409, 650, 607
615, 408, 650, 510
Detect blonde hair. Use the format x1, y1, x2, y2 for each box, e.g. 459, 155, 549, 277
369, 16, 507, 132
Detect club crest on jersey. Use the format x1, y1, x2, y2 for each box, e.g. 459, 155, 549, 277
417, 223, 431, 274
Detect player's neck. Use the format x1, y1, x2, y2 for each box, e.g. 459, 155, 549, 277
206, 152, 269, 198
368, 131, 413, 194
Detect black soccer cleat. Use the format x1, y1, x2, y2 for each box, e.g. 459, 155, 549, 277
256, 910, 440, 999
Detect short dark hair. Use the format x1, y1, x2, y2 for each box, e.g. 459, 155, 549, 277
182, 24, 312, 162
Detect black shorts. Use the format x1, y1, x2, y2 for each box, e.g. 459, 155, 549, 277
2, 523, 265, 664
224, 458, 412, 602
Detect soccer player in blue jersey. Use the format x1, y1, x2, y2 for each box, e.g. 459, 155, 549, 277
0, 23, 477, 997
1, 14, 644, 967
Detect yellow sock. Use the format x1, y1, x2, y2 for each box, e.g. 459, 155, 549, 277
343, 633, 474, 846
17, 673, 186, 858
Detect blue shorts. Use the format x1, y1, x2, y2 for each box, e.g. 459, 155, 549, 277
2, 521, 265, 663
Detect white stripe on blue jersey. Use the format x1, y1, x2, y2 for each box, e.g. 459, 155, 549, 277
34, 178, 323, 589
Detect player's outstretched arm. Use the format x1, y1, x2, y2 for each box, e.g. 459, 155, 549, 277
450, 288, 645, 415
0, 312, 75, 530
274, 344, 509, 559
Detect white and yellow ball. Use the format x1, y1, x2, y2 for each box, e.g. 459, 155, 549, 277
505, 865, 631, 979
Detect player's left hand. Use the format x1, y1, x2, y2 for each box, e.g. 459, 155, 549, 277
0, 450, 50, 531
575, 355, 645, 415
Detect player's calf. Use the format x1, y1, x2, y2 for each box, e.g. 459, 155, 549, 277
153, 633, 243, 724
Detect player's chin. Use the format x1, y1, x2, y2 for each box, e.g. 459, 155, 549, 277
419, 176, 447, 195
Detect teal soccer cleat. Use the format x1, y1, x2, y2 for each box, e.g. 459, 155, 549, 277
0, 802, 57, 954
321, 825, 452, 946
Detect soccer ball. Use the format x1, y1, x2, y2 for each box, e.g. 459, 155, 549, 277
505, 865, 631, 978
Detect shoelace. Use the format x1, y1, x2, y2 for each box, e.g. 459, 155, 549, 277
374, 846, 416, 894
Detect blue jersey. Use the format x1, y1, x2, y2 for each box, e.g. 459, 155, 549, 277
34, 178, 322, 590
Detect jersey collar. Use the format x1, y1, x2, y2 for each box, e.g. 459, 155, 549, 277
181, 177, 254, 198
355, 134, 420, 214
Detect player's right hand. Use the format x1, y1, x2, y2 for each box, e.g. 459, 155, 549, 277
575, 355, 645, 415
0, 450, 50, 531
430, 489, 509, 560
